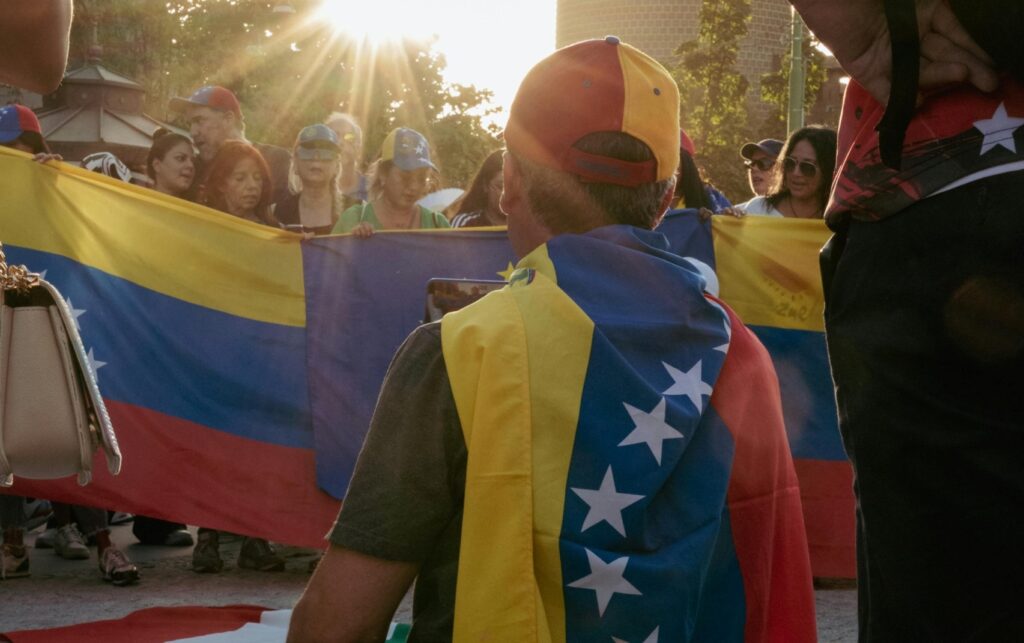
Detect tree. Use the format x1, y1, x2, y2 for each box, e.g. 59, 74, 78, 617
758, 34, 830, 139
672, 0, 752, 202
67, 0, 500, 186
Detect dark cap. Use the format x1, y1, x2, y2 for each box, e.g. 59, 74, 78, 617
740, 138, 783, 160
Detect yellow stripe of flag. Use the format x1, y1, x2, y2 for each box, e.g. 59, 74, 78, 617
0, 148, 304, 327
712, 216, 831, 332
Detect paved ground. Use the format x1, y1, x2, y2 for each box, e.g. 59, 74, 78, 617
1, 523, 857, 640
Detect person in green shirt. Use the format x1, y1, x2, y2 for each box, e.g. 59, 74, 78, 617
333, 127, 449, 237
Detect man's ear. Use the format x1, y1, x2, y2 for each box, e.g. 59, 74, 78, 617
651, 176, 677, 229
499, 152, 522, 216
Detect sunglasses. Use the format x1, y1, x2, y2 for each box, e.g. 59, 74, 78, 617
744, 158, 775, 171
782, 157, 820, 178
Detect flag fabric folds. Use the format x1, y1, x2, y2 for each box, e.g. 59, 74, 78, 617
0, 151, 851, 577
0, 148, 337, 548
442, 228, 815, 641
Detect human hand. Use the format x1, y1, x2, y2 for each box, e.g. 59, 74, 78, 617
33, 152, 62, 164
718, 206, 746, 219
350, 221, 375, 239
791, 0, 998, 104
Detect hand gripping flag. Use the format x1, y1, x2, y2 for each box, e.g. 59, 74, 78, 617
442, 227, 815, 642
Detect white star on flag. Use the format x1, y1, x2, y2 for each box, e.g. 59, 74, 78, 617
571, 466, 644, 537
567, 548, 642, 616
619, 398, 684, 465
661, 360, 713, 412
613, 627, 660, 643
86, 348, 106, 382
973, 102, 1024, 155
64, 297, 86, 331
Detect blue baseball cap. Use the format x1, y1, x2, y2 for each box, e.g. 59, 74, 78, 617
380, 127, 437, 172
0, 105, 42, 144
169, 85, 242, 119
295, 124, 340, 160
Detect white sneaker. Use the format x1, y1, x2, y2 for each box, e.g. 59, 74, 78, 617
35, 527, 56, 549
53, 524, 90, 560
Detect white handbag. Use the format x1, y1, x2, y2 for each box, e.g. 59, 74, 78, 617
0, 242, 121, 486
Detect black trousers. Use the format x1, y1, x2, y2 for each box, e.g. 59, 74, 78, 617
822, 171, 1024, 642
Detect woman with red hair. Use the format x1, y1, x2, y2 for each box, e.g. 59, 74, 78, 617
201, 140, 279, 227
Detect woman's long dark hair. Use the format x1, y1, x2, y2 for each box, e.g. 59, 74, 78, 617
766, 125, 837, 212
146, 128, 193, 179
456, 150, 503, 215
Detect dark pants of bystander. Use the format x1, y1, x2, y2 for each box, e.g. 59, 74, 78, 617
822, 170, 1024, 643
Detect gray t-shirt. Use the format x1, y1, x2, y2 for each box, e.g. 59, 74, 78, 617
329, 322, 465, 642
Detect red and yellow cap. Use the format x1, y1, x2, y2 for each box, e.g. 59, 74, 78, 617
503, 36, 680, 187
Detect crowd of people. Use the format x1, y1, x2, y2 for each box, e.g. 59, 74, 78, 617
3, 0, 1023, 641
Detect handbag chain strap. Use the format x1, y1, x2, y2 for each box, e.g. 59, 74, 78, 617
0, 241, 40, 294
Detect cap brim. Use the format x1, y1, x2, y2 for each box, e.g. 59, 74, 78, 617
393, 157, 438, 172
168, 97, 196, 113
740, 143, 762, 160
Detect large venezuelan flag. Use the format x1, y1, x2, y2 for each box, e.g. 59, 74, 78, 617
711, 216, 855, 579
0, 151, 851, 578
0, 146, 337, 547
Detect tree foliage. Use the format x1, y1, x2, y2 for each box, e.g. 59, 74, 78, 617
67, 0, 500, 186
672, 0, 752, 202
758, 32, 829, 139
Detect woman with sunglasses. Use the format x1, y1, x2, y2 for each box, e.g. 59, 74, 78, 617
274, 124, 346, 235
333, 127, 449, 238
737, 126, 837, 218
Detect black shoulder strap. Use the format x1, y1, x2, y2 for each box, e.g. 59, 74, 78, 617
876, 0, 920, 170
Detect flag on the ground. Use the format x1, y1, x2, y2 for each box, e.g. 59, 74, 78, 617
0, 606, 410, 643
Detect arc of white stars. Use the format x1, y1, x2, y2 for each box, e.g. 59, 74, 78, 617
567, 549, 642, 616
86, 348, 106, 383
571, 466, 644, 537
661, 360, 713, 412
612, 627, 659, 643
974, 102, 1024, 155
64, 297, 86, 331
619, 398, 684, 465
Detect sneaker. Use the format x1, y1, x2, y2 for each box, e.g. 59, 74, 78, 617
53, 524, 90, 560
191, 530, 223, 573
35, 527, 56, 549
162, 530, 194, 547
108, 511, 134, 526
99, 546, 139, 586
22, 500, 52, 532
1, 543, 29, 579
237, 537, 285, 572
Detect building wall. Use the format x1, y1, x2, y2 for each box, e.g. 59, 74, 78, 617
556, 0, 821, 132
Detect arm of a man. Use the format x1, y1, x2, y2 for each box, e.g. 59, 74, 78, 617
288, 545, 418, 642
288, 323, 464, 641
789, 0, 997, 104
0, 1, 73, 93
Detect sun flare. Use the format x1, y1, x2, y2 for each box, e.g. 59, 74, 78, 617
311, 0, 441, 43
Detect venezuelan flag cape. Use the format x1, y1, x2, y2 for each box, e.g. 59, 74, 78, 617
442, 227, 815, 642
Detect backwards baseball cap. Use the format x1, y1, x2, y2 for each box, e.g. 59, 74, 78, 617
740, 138, 784, 160
380, 127, 437, 172
295, 124, 340, 161
0, 104, 42, 144
503, 36, 679, 187
169, 85, 242, 119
